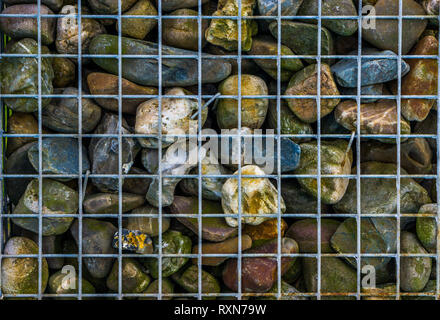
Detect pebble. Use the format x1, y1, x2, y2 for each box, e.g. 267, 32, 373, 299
335, 99, 411, 143
113, 229, 153, 254
87, 72, 158, 115
222, 238, 298, 292
294, 140, 352, 204
143, 230, 192, 278
0, 4, 55, 45
284, 63, 340, 123
163, 9, 208, 51
117, 0, 157, 40
221, 165, 286, 227
205, 0, 257, 51
400, 231, 432, 292
55, 5, 106, 54
1, 237, 49, 295
89, 34, 232, 87
169, 196, 238, 242
269, 21, 334, 64
27, 138, 90, 179
400, 36, 439, 121
106, 258, 151, 293
217, 74, 268, 129
191, 235, 252, 266
70, 219, 117, 279
331, 49, 410, 88
1, 38, 54, 113
12, 179, 77, 236
363, 0, 427, 54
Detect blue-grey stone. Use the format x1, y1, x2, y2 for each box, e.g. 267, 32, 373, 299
340, 83, 385, 103
331, 49, 410, 88
273, 138, 301, 173
28, 138, 90, 180
258, 0, 303, 16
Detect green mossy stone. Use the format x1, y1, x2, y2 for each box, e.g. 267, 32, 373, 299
70, 219, 117, 279
297, 0, 358, 36
169, 196, 238, 242
269, 21, 334, 64
400, 231, 432, 292
106, 258, 151, 294
48, 270, 96, 298
12, 179, 77, 236
247, 35, 304, 81
140, 278, 175, 300
266, 100, 313, 143
282, 258, 302, 284
89, 34, 231, 87
205, 0, 257, 51
1, 237, 49, 295
83, 193, 145, 214
416, 204, 437, 253
117, 0, 157, 40
294, 140, 352, 204
330, 218, 397, 272
403, 280, 436, 300
144, 230, 192, 278
334, 162, 431, 215
217, 74, 268, 129
303, 257, 357, 299
1, 38, 54, 113
51, 57, 75, 88
172, 265, 220, 299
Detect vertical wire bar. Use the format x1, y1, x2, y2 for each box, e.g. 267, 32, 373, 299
0, 0, 4, 299
37, 0, 43, 300
197, 0, 203, 301
117, 0, 123, 300
395, 0, 403, 300
157, 0, 163, 301
237, 0, 243, 301
316, 0, 322, 301
435, 11, 440, 301
356, 0, 362, 300
275, 0, 282, 301
77, 0, 84, 300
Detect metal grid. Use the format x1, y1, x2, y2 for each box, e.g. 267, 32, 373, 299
0, 0, 438, 300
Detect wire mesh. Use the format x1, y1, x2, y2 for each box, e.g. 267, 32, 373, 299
0, 0, 439, 300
